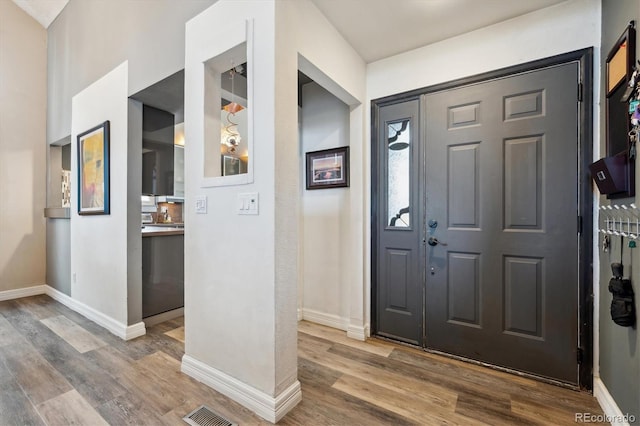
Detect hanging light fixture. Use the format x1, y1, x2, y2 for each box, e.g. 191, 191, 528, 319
221, 64, 244, 153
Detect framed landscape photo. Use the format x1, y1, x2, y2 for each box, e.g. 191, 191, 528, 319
305, 146, 350, 190
77, 121, 110, 215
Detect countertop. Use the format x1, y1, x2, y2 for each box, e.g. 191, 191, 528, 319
141, 224, 184, 237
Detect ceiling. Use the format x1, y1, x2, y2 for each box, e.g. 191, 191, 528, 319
12, 0, 68, 28
309, 0, 569, 62
14, 0, 568, 61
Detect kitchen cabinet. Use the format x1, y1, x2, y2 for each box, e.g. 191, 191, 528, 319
142, 233, 184, 318
174, 145, 184, 197
142, 105, 174, 195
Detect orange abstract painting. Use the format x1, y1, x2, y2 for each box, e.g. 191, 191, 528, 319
78, 121, 110, 215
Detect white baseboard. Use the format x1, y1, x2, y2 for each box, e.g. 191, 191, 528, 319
593, 377, 632, 426
0, 285, 47, 301
45, 286, 146, 341
301, 308, 348, 331
181, 355, 302, 423
347, 324, 367, 341
296, 308, 303, 321
143, 308, 184, 327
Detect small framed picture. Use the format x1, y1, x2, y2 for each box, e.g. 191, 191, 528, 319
222, 155, 240, 176
305, 146, 349, 190
77, 121, 110, 215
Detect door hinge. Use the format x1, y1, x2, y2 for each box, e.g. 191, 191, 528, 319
578, 215, 583, 235
577, 347, 584, 364
578, 82, 583, 102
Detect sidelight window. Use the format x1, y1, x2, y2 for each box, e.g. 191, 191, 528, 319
387, 119, 411, 228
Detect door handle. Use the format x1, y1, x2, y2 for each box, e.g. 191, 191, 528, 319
427, 237, 447, 246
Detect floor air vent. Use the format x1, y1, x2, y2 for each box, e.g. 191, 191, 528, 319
183, 405, 237, 426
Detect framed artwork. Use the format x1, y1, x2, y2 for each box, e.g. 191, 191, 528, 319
305, 146, 350, 190
222, 155, 240, 176
77, 121, 110, 215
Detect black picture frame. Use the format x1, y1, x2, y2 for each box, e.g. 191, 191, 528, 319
77, 121, 110, 215
305, 146, 350, 190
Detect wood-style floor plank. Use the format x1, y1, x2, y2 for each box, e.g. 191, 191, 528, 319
36, 389, 109, 426
298, 337, 458, 408
164, 325, 185, 343
0, 314, 26, 348
298, 320, 395, 357
0, 359, 45, 426
281, 357, 416, 426
40, 315, 107, 353
0, 297, 607, 426
0, 342, 73, 405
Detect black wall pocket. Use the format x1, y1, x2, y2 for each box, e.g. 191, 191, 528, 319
609, 263, 636, 327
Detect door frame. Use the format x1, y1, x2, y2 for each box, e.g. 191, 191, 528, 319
371, 48, 594, 390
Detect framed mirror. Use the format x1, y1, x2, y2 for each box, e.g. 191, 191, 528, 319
198, 19, 254, 188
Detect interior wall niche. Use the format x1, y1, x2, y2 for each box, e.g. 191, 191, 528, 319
200, 20, 253, 187
604, 21, 636, 198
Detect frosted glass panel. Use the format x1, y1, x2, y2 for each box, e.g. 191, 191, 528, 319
387, 119, 411, 227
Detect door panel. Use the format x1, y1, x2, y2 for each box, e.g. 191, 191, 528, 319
424, 63, 579, 383
375, 100, 423, 345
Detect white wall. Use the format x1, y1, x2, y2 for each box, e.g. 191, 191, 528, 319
278, 0, 368, 340
365, 0, 602, 332
0, 1, 47, 292
70, 62, 143, 336
182, 0, 367, 420
183, 1, 299, 422
300, 82, 351, 329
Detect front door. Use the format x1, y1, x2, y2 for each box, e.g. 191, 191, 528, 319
425, 63, 579, 384
374, 99, 423, 346
374, 62, 581, 384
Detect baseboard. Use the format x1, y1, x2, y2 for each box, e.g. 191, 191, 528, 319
301, 308, 348, 331
0, 285, 47, 301
347, 324, 367, 341
181, 355, 302, 423
593, 377, 632, 426
297, 308, 303, 321
143, 308, 184, 327
45, 286, 146, 341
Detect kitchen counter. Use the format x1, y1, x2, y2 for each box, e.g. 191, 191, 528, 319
141, 225, 184, 237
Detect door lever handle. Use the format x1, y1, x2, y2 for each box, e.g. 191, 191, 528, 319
427, 237, 447, 246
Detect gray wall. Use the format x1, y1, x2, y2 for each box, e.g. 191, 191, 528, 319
46, 219, 71, 295
599, 0, 640, 421
47, 0, 216, 144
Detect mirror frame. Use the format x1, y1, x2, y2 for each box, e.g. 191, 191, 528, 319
199, 19, 254, 187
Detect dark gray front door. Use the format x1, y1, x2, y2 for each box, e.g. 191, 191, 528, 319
375, 99, 423, 345
424, 63, 580, 383
374, 62, 581, 384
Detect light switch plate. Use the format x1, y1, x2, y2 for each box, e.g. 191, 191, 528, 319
238, 192, 259, 215
195, 196, 207, 214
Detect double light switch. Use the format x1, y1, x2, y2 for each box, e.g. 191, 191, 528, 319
237, 192, 259, 215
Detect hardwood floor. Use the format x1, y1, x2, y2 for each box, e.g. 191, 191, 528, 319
0, 295, 606, 425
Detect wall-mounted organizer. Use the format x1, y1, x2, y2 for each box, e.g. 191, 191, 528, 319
593, 21, 637, 198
